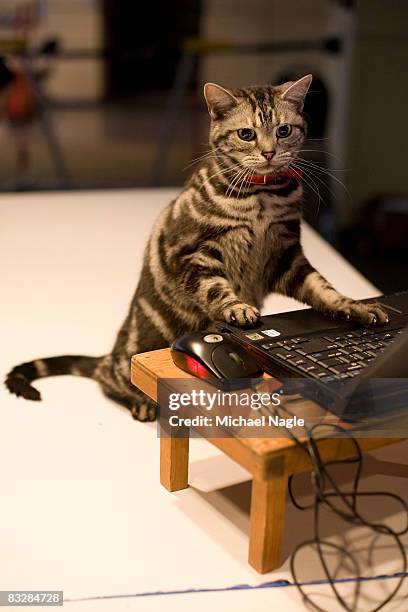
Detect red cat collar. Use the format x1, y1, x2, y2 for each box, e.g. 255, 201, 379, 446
247, 168, 303, 185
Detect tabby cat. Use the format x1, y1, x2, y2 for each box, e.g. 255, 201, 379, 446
5, 74, 388, 420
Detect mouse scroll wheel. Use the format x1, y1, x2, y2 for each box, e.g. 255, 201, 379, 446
228, 352, 244, 366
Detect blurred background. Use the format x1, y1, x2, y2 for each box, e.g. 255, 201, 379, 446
0, 0, 407, 292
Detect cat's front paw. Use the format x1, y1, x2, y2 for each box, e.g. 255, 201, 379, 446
223, 303, 260, 327
336, 301, 389, 326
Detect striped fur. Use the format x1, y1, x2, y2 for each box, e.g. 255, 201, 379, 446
5, 76, 388, 420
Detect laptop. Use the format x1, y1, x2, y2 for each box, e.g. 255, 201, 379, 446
218, 291, 408, 383
219, 291, 408, 422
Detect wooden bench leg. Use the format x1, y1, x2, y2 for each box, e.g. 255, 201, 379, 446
160, 426, 189, 492
248, 473, 288, 573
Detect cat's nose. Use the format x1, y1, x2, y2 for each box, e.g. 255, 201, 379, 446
261, 150, 275, 161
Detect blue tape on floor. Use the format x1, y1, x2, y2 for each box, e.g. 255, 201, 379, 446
65, 571, 408, 603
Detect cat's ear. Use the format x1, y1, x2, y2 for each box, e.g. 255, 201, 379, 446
204, 83, 238, 119
280, 74, 313, 110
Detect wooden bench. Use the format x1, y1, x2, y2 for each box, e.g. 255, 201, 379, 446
131, 348, 401, 573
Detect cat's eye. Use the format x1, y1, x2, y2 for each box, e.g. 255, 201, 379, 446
276, 124, 292, 138
237, 128, 256, 141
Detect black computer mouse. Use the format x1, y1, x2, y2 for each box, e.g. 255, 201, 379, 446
171, 332, 264, 387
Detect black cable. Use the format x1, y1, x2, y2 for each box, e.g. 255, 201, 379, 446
258, 389, 408, 612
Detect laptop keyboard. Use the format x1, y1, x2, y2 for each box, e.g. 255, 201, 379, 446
259, 324, 404, 381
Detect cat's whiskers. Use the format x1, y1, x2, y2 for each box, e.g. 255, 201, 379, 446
201, 161, 243, 189
225, 167, 248, 199
297, 161, 352, 191
292, 163, 322, 206
236, 169, 250, 201
292, 161, 339, 208
294, 157, 353, 202
228, 167, 251, 199
184, 145, 224, 170
290, 159, 345, 216
224, 167, 244, 198
296, 155, 345, 174
288, 161, 323, 215
224, 170, 240, 198
184, 152, 213, 170
297, 149, 344, 163
295, 158, 351, 180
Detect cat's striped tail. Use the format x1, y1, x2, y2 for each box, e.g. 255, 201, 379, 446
4, 355, 102, 401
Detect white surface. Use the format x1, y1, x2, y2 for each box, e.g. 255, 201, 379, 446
1, 189, 406, 612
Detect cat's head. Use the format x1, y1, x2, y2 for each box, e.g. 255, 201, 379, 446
203, 75, 312, 176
